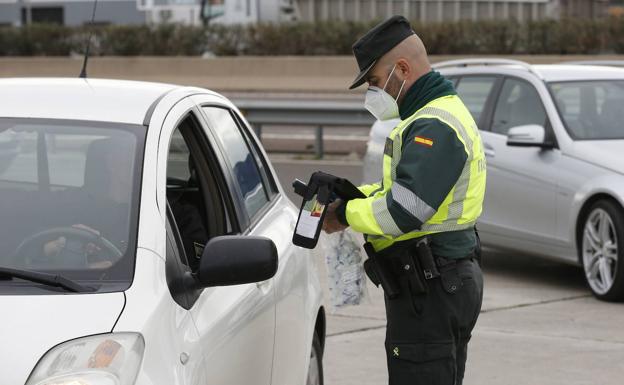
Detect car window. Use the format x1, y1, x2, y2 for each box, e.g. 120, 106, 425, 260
167, 129, 192, 183
0, 133, 97, 187
231, 111, 279, 196
491, 78, 547, 136
0, 118, 145, 292
166, 113, 234, 270
550, 80, 624, 140
202, 106, 269, 221
166, 127, 201, 268
455, 76, 497, 124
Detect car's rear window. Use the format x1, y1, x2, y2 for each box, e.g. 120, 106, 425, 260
0, 118, 146, 293
549, 80, 624, 140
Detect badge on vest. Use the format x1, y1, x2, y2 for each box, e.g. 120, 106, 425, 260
384, 138, 393, 157
414, 136, 434, 147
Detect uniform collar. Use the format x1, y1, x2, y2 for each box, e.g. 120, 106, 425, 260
398, 70, 457, 120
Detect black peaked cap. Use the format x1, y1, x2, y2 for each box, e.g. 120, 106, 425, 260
349, 15, 415, 90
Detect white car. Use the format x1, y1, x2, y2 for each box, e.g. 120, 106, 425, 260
361, 118, 400, 185
364, 60, 624, 301
0, 78, 325, 385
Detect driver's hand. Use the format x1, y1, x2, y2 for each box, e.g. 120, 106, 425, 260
84, 242, 102, 257
43, 237, 66, 257
73, 224, 103, 259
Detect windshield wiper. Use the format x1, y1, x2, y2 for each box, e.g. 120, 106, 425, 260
0, 266, 94, 293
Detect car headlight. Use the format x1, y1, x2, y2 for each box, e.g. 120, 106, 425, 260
26, 333, 144, 385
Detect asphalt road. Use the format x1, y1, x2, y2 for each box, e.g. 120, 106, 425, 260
271, 157, 624, 385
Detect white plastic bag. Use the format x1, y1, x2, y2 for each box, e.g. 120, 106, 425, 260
321, 229, 369, 310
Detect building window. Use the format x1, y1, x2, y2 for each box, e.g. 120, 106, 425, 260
21, 7, 64, 25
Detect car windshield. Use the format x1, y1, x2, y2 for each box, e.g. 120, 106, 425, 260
0, 118, 145, 293
549, 80, 624, 140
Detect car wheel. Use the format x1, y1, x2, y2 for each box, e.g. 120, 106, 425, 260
306, 332, 324, 385
581, 200, 624, 301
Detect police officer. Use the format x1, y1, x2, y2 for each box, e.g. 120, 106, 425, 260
322, 16, 486, 385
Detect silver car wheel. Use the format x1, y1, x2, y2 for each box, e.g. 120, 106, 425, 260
307, 339, 321, 385
582, 208, 619, 295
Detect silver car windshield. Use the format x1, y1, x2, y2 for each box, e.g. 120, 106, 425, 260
550, 80, 624, 140
0, 118, 145, 293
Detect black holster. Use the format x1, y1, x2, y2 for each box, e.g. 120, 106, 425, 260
363, 239, 442, 299
363, 242, 400, 299
395, 239, 440, 296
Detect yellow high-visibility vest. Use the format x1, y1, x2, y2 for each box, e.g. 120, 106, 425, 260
345, 94, 487, 251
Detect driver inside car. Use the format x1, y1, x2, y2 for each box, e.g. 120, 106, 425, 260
41, 137, 134, 269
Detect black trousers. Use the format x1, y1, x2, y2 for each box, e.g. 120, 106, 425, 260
384, 258, 483, 385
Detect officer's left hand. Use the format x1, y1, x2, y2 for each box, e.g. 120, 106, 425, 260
322, 200, 348, 234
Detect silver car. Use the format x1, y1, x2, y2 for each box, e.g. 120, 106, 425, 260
364, 59, 624, 301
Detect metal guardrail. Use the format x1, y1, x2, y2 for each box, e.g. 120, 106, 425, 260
234, 98, 374, 158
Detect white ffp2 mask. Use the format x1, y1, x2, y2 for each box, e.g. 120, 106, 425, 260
364, 64, 405, 121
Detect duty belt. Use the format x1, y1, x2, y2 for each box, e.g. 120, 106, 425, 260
365, 238, 475, 298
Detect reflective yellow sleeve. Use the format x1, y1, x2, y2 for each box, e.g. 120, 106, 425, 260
344, 195, 386, 236
357, 182, 382, 197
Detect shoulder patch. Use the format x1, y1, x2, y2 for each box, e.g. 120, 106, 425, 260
414, 136, 434, 147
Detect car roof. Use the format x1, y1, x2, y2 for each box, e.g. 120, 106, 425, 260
534, 64, 624, 82
438, 63, 624, 82
0, 78, 210, 125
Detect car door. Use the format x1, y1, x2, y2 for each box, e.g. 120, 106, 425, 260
159, 100, 275, 385
195, 97, 313, 385
478, 76, 562, 249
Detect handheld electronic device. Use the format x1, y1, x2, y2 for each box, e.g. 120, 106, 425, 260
292, 172, 365, 249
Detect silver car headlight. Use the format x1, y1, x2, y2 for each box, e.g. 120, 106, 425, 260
26, 333, 144, 385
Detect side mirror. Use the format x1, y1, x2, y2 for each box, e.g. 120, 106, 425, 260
506, 124, 553, 148
194, 236, 278, 288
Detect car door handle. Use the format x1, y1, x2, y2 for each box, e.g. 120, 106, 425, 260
484, 143, 495, 158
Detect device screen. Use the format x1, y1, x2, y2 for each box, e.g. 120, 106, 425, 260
295, 193, 326, 239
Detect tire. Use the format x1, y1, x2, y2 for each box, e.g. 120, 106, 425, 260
580, 200, 624, 301
306, 332, 324, 385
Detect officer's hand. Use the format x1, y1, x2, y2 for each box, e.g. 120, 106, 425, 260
322, 200, 348, 234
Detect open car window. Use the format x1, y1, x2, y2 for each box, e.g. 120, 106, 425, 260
165, 113, 236, 272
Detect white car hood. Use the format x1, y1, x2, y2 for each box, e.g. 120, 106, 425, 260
0, 292, 125, 384
567, 140, 624, 175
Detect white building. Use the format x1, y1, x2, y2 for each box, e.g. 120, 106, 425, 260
0, 0, 611, 26
0, 0, 147, 26
0, 0, 298, 26
141, 0, 298, 25
295, 0, 611, 22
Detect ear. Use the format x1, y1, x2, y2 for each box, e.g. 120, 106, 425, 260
395, 58, 411, 80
